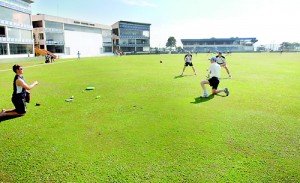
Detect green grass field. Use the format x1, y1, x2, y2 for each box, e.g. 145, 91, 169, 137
0, 53, 299, 182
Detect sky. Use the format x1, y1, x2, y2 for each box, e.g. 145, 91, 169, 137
31, 0, 300, 48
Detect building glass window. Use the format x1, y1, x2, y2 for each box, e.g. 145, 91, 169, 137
103, 37, 111, 43
33, 21, 43, 28
136, 39, 149, 44
9, 44, 32, 54
39, 33, 44, 40
143, 31, 149, 38
20, 29, 32, 40
45, 21, 63, 29
120, 29, 149, 37
0, 6, 31, 25
121, 47, 135, 52
119, 23, 150, 31
46, 45, 64, 53
64, 24, 101, 34
103, 46, 112, 52
102, 29, 112, 36
45, 32, 64, 43
136, 47, 143, 52
0, 26, 5, 37
7, 28, 32, 40
0, 43, 8, 55
7, 27, 19, 40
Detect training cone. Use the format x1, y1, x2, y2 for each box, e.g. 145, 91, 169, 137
86, 86, 95, 90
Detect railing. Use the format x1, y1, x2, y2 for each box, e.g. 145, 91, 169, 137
0, 19, 32, 30
45, 41, 65, 45
0, 37, 34, 44
44, 28, 64, 33
119, 43, 150, 47
0, 1, 31, 14
103, 43, 112, 46
119, 35, 150, 39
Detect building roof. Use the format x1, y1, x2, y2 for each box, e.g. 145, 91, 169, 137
119, 20, 151, 26
33, 14, 111, 30
21, 0, 34, 3
113, 20, 151, 26
181, 37, 258, 42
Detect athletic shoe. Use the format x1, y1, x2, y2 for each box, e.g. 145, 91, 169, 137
228, 75, 232, 79
200, 94, 209, 98
194, 72, 197, 75
224, 88, 229, 96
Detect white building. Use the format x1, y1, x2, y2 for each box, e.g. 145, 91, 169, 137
0, 0, 34, 58
32, 14, 112, 58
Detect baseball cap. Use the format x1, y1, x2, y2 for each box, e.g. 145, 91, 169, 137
209, 57, 217, 61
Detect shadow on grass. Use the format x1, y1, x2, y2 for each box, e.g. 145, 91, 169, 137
191, 94, 215, 104
174, 74, 195, 79
0, 116, 21, 123
174, 75, 183, 79
191, 93, 229, 104
219, 77, 230, 80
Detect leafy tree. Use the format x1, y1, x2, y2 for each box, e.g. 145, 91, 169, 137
279, 42, 291, 50
166, 37, 176, 48
279, 42, 300, 51
177, 46, 184, 53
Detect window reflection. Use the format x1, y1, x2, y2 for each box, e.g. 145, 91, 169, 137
0, 6, 31, 25
9, 44, 32, 54
7, 27, 32, 40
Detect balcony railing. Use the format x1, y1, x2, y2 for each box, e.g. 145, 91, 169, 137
103, 42, 112, 46
119, 35, 149, 39
44, 28, 64, 33
119, 43, 150, 47
45, 40, 65, 45
0, 19, 32, 30
0, 37, 34, 44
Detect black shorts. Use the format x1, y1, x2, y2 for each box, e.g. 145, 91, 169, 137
184, 62, 193, 66
208, 77, 220, 90
12, 96, 26, 114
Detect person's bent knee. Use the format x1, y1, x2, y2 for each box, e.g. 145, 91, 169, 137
212, 89, 218, 94
15, 110, 26, 117
16, 112, 25, 117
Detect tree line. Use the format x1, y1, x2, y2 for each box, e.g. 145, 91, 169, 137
279, 42, 300, 51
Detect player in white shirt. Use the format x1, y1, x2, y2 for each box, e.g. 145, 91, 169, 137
200, 57, 229, 98
216, 52, 231, 78
181, 52, 197, 76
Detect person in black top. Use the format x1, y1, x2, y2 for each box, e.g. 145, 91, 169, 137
216, 52, 232, 78
0, 64, 38, 119
181, 52, 197, 76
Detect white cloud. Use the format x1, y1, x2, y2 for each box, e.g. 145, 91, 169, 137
122, 0, 157, 7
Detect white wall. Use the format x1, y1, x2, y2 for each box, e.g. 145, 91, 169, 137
143, 47, 150, 52
64, 30, 103, 56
